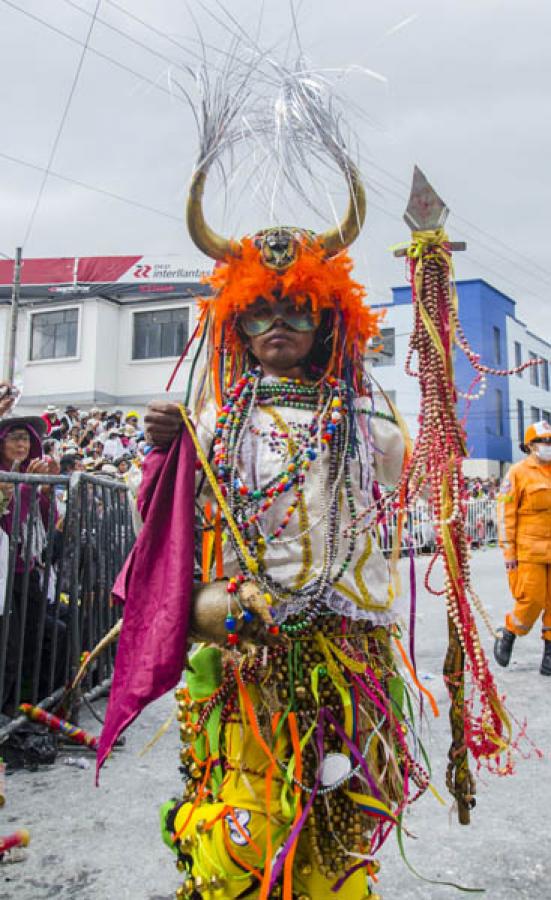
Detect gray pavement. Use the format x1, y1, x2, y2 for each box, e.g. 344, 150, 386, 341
1, 547, 550, 899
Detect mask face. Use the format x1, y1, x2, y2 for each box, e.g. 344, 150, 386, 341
239, 298, 317, 337
534, 444, 551, 462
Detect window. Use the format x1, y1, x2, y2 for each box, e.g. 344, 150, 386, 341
514, 341, 522, 376
493, 326, 501, 365
531, 406, 540, 424
543, 410, 551, 425
132, 307, 189, 360
372, 328, 395, 367
495, 389, 503, 436
530, 352, 539, 386
543, 360, 550, 392
30, 307, 79, 361
517, 399, 525, 443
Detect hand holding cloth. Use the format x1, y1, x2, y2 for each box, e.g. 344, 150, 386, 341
97, 429, 196, 779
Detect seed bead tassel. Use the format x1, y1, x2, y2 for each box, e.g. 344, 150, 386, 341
397, 231, 514, 821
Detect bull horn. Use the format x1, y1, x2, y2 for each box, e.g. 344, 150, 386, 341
186, 167, 233, 261
317, 163, 366, 256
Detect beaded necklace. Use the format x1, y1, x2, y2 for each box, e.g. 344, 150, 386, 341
213, 369, 360, 644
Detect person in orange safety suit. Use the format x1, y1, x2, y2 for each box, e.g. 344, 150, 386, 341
495, 419, 551, 675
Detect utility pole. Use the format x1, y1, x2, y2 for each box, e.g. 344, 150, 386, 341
6, 246, 22, 383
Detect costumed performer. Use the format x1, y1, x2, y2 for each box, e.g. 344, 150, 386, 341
97, 44, 470, 900
149, 243, 410, 899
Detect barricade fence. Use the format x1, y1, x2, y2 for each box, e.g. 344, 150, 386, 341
0, 479, 497, 741
0, 471, 134, 740
378, 497, 498, 556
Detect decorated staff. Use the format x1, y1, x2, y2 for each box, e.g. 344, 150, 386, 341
393, 167, 536, 821
19, 704, 99, 751
0, 829, 30, 857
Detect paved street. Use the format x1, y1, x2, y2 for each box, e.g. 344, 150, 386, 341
1, 547, 550, 899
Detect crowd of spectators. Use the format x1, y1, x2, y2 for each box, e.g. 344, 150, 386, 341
37, 402, 146, 482
0, 384, 146, 720
465, 476, 500, 500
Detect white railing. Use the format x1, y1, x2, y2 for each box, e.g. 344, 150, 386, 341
378, 498, 498, 556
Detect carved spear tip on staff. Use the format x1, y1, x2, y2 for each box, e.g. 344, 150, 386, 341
396, 165, 475, 826
394, 166, 466, 256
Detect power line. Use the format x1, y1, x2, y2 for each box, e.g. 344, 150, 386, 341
63, 0, 551, 292
459, 252, 548, 303
61, 0, 280, 88
368, 169, 551, 293
105, 0, 196, 54
23, 0, 102, 245
367, 160, 551, 287
365, 185, 551, 302
3, 0, 551, 304
451, 224, 551, 292
101, 0, 214, 65
104, 0, 282, 82
59, 0, 194, 77
0, 148, 182, 223
0, 0, 185, 105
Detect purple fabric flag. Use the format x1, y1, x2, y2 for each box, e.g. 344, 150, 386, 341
96, 429, 197, 779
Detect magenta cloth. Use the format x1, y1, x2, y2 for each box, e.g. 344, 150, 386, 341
96, 429, 197, 779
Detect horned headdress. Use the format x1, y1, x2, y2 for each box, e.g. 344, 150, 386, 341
179, 45, 382, 404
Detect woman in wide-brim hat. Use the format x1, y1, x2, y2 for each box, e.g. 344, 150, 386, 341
0, 414, 64, 713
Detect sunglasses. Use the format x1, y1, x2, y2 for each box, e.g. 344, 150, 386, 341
239, 299, 317, 337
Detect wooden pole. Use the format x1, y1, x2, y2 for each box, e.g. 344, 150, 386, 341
6, 247, 22, 383
444, 616, 476, 824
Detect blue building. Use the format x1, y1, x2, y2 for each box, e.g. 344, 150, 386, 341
370, 279, 551, 479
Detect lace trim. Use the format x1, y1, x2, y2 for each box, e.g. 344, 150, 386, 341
272, 586, 403, 626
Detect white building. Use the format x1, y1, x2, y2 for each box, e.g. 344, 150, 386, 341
2, 259, 550, 473
0, 255, 211, 417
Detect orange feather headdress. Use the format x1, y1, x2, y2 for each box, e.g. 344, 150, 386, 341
199, 237, 382, 357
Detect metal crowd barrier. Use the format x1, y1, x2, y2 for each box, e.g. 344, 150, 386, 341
0, 471, 134, 740
378, 497, 498, 555
0, 472, 497, 740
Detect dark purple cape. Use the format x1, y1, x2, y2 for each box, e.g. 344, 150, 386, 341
96, 429, 196, 778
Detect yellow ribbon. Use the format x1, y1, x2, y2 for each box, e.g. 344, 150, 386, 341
407, 227, 451, 261
418, 300, 447, 366
315, 635, 355, 747
407, 228, 464, 448
138, 707, 176, 757
344, 789, 398, 823
315, 633, 348, 689
440, 474, 460, 588
178, 404, 258, 575
323, 637, 368, 675
428, 783, 447, 806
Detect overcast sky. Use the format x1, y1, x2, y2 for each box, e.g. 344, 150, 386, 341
0, 0, 550, 334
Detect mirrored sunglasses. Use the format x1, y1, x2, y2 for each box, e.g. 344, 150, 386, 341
239, 299, 317, 337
